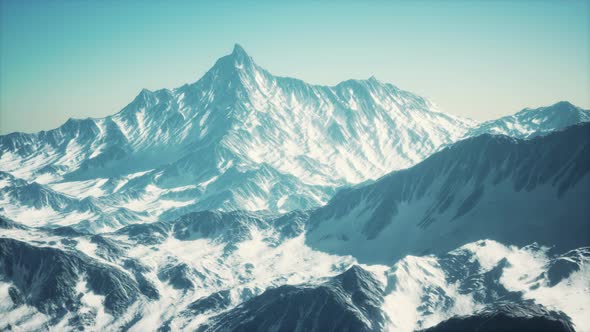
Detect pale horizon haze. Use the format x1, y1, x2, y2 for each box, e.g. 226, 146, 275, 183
1, 0, 589, 134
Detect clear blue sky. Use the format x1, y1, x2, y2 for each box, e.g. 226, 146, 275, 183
1, 0, 589, 134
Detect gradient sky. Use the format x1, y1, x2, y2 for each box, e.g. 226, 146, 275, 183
1, 0, 589, 134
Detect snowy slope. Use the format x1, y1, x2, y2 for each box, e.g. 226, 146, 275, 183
421, 302, 575, 332
201, 265, 389, 332
0, 171, 145, 231
1, 212, 588, 331
2, 45, 589, 232
0, 44, 473, 230
467, 101, 590, 139
306, 122, 590, 264
2, 117, 589, 330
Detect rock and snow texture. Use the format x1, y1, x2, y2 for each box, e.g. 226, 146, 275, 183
420, 302, 576, 332
1, 213, 589, 331
306, 122, 590, 264
467, 101, 590, 139
0, 44, 474, 230
1, 44, 590, 331
1, 120, 589, 330
200, 265, 389, 332
1, 45, 588, 232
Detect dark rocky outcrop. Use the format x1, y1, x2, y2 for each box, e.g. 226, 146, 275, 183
0, 238, 140, 320
421, 302, 575, 332
200, 266, 388, 332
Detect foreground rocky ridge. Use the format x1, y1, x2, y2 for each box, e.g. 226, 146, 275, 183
421, 302, 576, 332
307, 122, 590, 264
1, 209, 588, 331
199, 266, 388, 332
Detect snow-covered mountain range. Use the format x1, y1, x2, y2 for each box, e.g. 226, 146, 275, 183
306, 123, 590, 264
1, 45, 589, 233
2, 123, 589, 331
0, 44, 477, 231
466, 101, 590, 139
1, 214, 588, 331
1, 44, 589, 331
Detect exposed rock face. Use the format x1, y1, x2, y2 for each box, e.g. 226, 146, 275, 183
200, 266, 388, 332
421, 302, 576, 332
307, 123, 590, 264
0, 238, 140, 319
